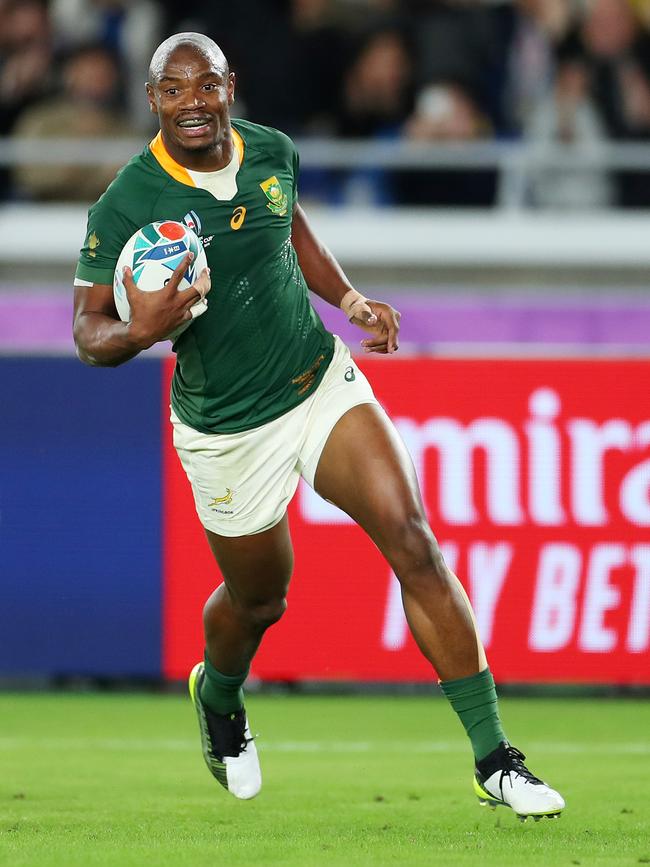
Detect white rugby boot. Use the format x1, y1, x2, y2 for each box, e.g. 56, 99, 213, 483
189, 662, 261, 800
473, 742, 565, 822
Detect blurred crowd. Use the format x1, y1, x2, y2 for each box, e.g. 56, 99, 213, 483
2, 0, 650, 206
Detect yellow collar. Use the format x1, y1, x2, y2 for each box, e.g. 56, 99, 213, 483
149, 127, 245, 186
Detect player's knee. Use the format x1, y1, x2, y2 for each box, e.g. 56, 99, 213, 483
242, 596, 288, 632
389, 514, 448, 589
390, 513, 437, 562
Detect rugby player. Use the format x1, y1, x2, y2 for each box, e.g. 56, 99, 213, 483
72, 32, 564, 821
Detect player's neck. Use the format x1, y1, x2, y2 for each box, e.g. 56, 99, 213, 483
160, 130, 235, 173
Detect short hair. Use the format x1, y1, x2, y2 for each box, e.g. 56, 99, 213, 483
148, 32, 228, 84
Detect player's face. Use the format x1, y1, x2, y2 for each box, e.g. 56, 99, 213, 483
147, 46, 235, 159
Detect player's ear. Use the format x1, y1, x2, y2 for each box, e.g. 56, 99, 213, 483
145, 82, 158, 115
227, 72, 236, 106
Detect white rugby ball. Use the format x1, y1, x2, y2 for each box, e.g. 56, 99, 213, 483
113, 220, 208, 341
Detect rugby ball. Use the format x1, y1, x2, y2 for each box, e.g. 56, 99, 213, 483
113, 220, 209, 341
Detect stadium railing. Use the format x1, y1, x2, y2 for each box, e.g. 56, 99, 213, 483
2, 137, 650, 276
3, 136, 650, 209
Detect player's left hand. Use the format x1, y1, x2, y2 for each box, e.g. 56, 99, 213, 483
351, 300, 401, 354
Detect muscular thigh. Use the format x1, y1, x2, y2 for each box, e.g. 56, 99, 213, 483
313, 403, 429, 550
205, 515, 294, 607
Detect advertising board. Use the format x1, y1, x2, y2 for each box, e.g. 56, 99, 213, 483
163, 358, 650, 684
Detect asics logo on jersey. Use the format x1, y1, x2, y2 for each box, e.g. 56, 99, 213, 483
183, 210, 202, 234
230, 206, 247, 231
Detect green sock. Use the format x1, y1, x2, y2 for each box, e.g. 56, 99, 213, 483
439, 667, 506, 762
200, 651, 247, 716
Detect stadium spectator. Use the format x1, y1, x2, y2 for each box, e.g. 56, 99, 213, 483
524, 58, 615, 208
0, 0, 52, 134
501, 0, 575, 135
332, 26, 413, 203
287, 0, 347, 136
404, 0, 508, 135
0, 0, 53, 198
404, 81, 491, 142
49, 0, 162, 129
336, 26, 413, 138
394, 80, 497, 206
163, 0, 346, 136
11, 43, 133, 201
577, 0, 650, 138
3, 0, 650, 206
562, 0, 650, 204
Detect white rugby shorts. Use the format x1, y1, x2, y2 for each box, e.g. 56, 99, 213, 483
171, 335, 378, 536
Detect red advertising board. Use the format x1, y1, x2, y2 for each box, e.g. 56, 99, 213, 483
163, 358, 650, 684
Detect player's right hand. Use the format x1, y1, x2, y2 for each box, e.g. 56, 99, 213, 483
122, 253, 211, 345
353, 300, 401, 354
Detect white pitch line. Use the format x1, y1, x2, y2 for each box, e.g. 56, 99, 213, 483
0, 738, 648, 754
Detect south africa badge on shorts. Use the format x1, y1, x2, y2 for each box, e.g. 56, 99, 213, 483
260, 176, 288, 216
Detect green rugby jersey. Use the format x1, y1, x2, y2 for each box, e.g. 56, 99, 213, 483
76, 119, 335, 433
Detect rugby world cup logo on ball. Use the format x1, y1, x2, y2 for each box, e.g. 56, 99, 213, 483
113, 220, 209, 341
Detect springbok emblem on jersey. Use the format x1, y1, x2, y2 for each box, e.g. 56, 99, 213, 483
87, 231, 100, 258
209, 489, 234, 508
260, 176, 288, 216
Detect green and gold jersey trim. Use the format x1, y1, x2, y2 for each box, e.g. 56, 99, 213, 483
148, 129, 245, 186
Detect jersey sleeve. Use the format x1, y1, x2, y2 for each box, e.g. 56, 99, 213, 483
75, 196, 140, 286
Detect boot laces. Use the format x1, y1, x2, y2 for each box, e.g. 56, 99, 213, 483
499, 746, 543, 795
224, 712, 255, 755
206, 708, 255, 759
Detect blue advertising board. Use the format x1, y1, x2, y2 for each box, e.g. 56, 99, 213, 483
0, 358, 163, 677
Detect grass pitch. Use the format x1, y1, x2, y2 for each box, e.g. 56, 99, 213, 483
0, 693, 648, 867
